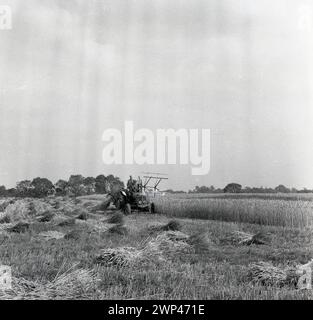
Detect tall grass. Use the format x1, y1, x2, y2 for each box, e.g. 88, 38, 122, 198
154, 196, 313, 228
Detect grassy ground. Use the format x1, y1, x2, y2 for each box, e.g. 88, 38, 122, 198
0, 195, 312, 300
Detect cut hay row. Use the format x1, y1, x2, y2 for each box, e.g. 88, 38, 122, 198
148, 220, 182, 233
222, 231, 268, 245
95, 230, 210, 268
0, 267, 98, 300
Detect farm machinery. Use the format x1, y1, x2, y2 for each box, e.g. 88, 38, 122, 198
113, 174, 168, 215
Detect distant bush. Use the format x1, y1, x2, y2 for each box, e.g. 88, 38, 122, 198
0, 186, 6, 197
31, 178, 54, 197
224, 183, 242, 193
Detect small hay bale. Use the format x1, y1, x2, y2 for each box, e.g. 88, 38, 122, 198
144, 231, 192, 257
248, 261, 298, 286
163, 220, 182, 231
107, 225, 128, 235
39, 231, 65, 241
148, 220, 182, 233
148, 220, 183, 235
4, 200, 29, 222
106, 212, 125, 225
187, 232, 212, 252
28, 199, 54, 216
95, 247, 143, 267
223, 231, 268, 246
8, 221, 30, 233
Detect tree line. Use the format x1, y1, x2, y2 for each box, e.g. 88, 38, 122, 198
189, 183, 313, 194
0, 174, 124, 198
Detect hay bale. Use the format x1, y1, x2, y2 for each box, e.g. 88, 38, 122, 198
144, 231, 192, 257
8, 221, 30, 233
187, 232, 212, 252
39, 231, 65, 241
248, 261, 298, 286
95, 247, 143, 267
163, 220, 182, 231
95, 231, 192, 268
0, 267, 97, 300
148, 220, 182, 233
28, 199, 54, 217
223, 231, 268, 246
4, 200, 30, 222
106, 212, 125, 225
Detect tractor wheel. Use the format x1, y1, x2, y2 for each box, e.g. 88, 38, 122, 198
124, 203, 131, 215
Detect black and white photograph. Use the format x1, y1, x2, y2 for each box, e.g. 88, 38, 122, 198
0, 0, 313, 304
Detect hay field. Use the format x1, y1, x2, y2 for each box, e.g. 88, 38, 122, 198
153, 193, 313, 228
0, 195, 312, 300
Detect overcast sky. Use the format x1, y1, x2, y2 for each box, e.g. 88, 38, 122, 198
0, 0, 313, 190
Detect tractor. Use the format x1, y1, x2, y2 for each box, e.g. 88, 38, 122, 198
113, 174, 167, 215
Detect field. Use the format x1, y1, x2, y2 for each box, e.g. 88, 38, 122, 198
0, 193, 312, 300
154, 193, 313, 228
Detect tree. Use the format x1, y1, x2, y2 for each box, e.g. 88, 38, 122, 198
83, 177, 96, 194
6, 188, 16, 197
83, 177, 96, 186
16, 180, 33, 197
0, 185, 6, 196
223, 183, 242, 193
68, 175, 85, 186
95, 175, 108, 194
55, 179, 68, 195
68, 175, 86, 196
31, 177, 54, 197
275, 185, 290, 193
